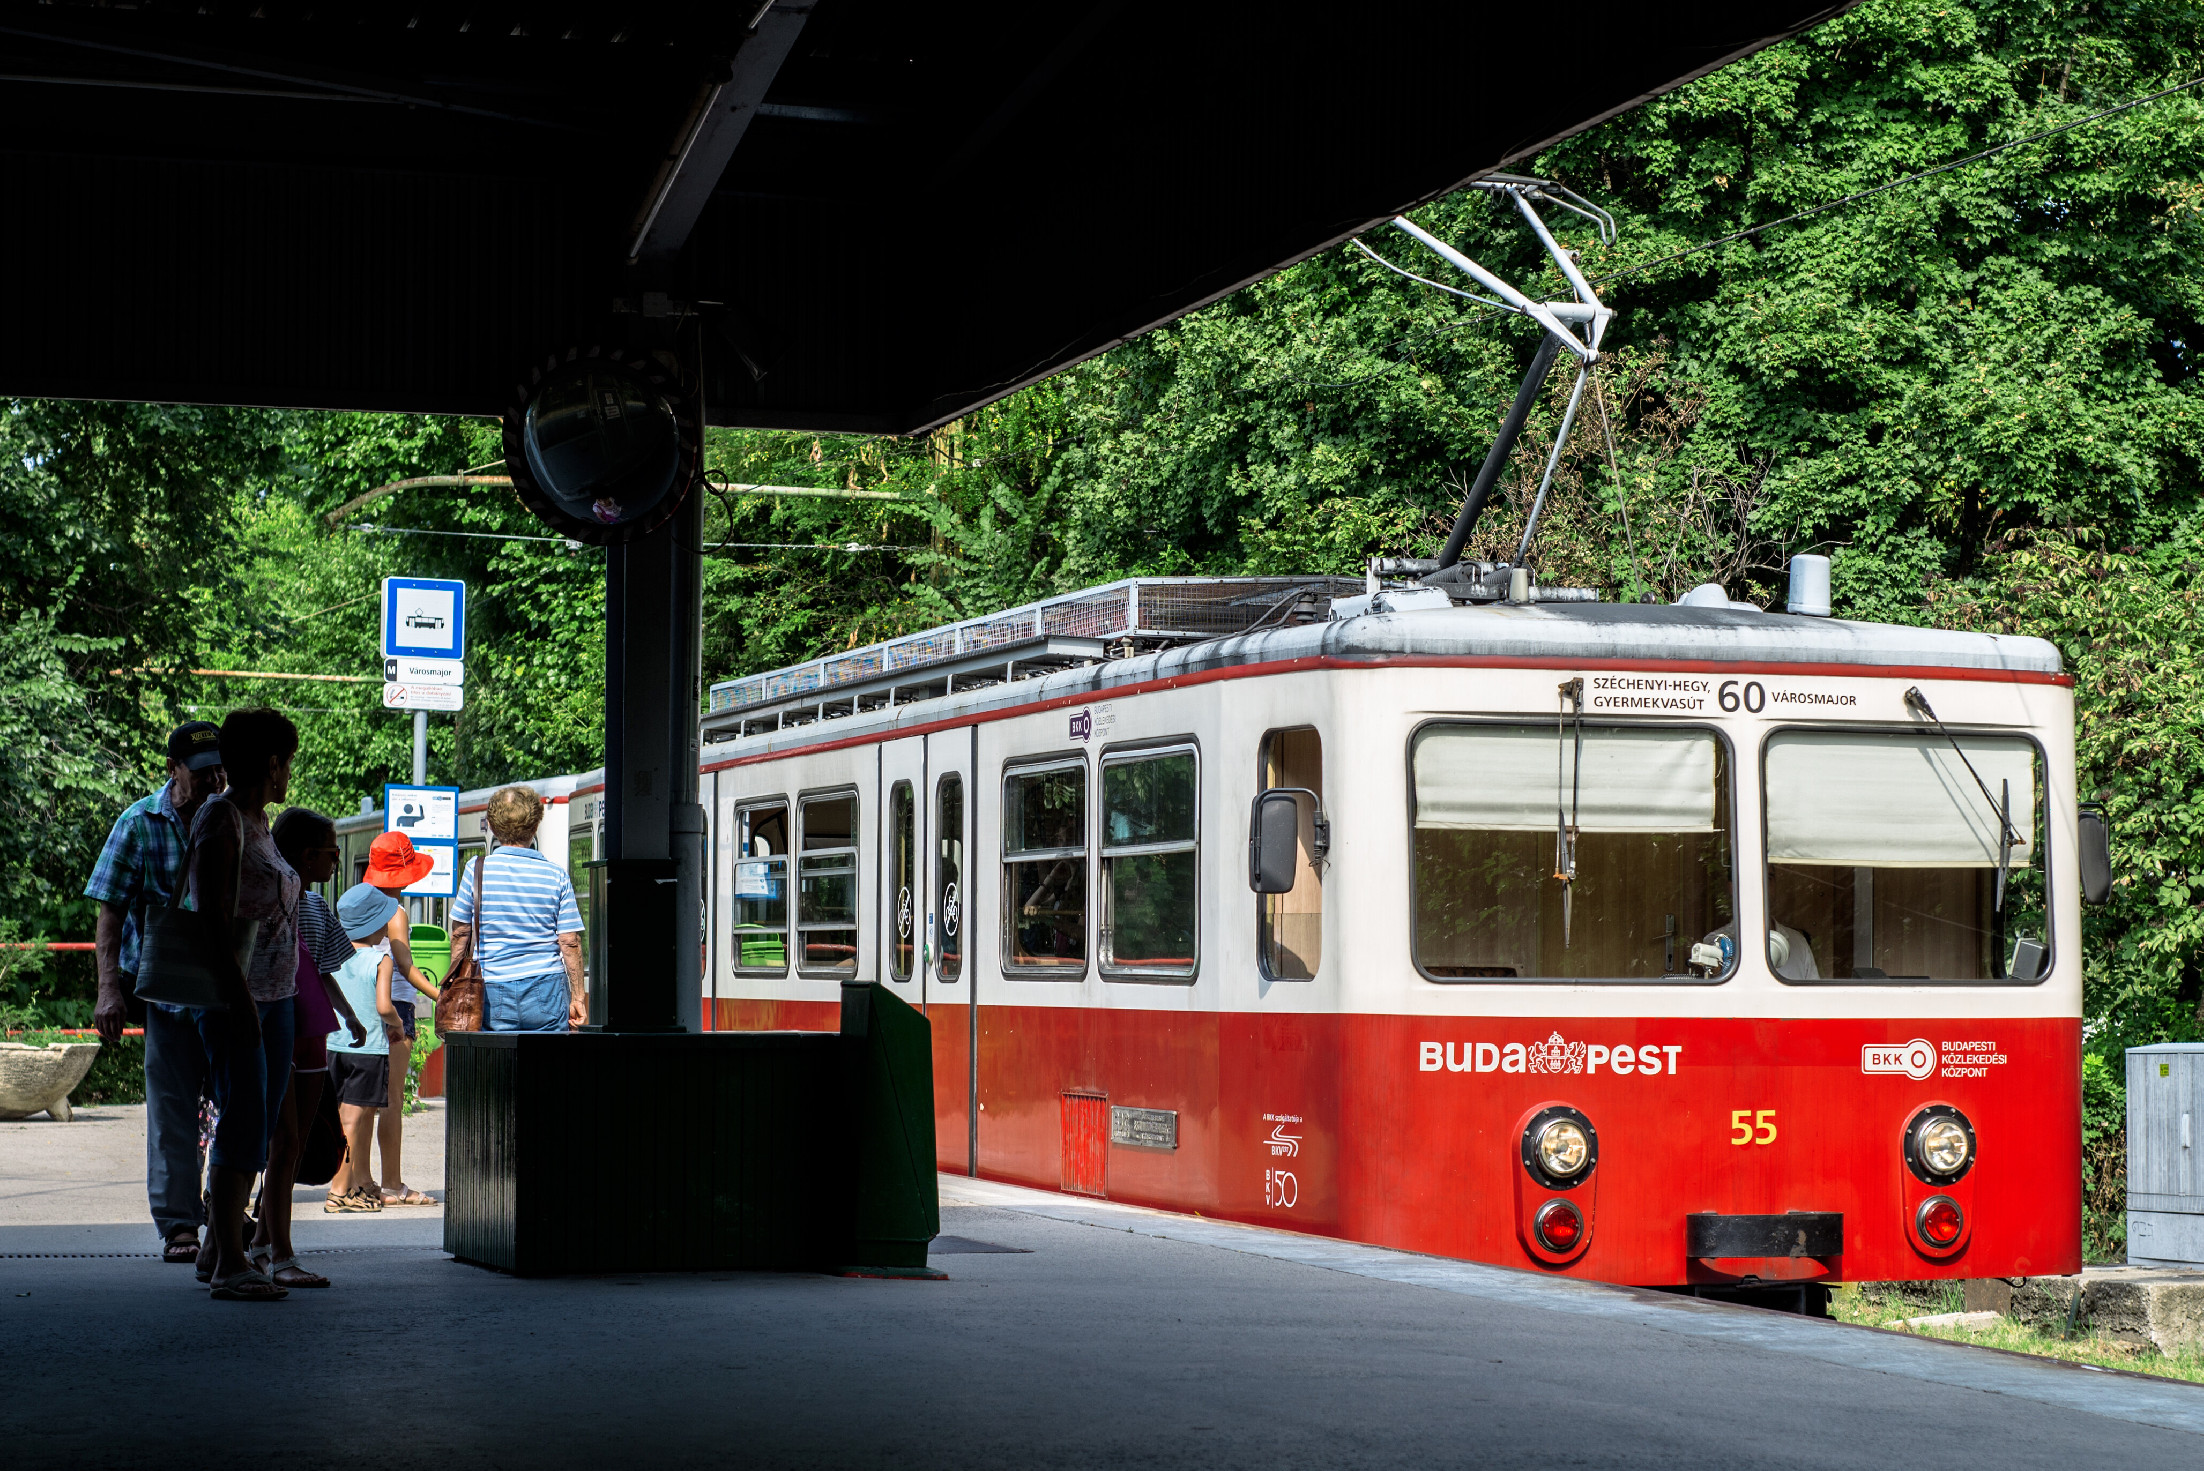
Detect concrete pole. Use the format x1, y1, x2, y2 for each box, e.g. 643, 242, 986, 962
413, 708, 427, 786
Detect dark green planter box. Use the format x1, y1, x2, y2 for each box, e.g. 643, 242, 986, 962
444, 983, 937, 1275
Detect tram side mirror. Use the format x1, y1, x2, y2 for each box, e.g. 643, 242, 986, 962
2078, 802, 2114, 906
1250, 788, 1328, 894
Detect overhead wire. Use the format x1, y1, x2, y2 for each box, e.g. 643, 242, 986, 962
1362, 71, 2204, 357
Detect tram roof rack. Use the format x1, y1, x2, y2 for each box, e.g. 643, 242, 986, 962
706, 576, 1363, 726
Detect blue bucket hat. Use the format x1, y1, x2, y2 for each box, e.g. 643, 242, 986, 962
337, 882, 401, 941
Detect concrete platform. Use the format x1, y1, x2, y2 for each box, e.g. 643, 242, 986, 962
1966, 1267, 2204, 1355
7, 1108, 2204, 1466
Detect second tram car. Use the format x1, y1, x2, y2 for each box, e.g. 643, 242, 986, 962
363, 571, 2090, 1295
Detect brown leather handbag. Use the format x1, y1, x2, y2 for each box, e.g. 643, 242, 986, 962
434, 855, 489, 1033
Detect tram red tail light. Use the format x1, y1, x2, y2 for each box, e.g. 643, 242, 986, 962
1916, 1196, 1964, 1248
1534, 1200, 1584, 1252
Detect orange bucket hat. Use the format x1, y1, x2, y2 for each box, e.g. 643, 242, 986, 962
362, 830, 436, 888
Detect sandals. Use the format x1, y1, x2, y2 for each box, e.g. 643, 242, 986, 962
209, 1268, 288, 1302
269, 1256, 330, 1289
323, 1187, 384, 1214
380, 1187, 436, 1207
194, 1236, 218, 1283
162, 1234, 202, 1265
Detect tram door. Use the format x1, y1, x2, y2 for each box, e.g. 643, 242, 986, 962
879, 738, 926, 1013
928, 727, 976, 1175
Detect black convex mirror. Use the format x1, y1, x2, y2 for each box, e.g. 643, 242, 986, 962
2078, 802, 2114, 906
1249, 787, 1327, 894
503, 348, 698, 545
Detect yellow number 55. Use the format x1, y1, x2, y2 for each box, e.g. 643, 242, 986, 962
1730, 1109, 1778, 1146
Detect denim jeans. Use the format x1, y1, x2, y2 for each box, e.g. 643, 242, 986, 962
142, 1000, 208, 1243
196, 998, 296, 1175
485, 970, 571, 1033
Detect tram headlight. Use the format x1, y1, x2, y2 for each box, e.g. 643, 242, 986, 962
1521, 1105, 1598, 1188
1536, 1119, 1592, 1180
1903, 1106, 1977, 1183
1917, 1118, 1971, 1176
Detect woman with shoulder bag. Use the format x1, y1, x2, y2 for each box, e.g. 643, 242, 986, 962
446, 786, 587, 1034
188, 708, 304, 1303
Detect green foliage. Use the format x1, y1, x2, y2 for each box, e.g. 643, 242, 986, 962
2081, 1051, 2127, 1261
1533, 0, 2204, 617
404, 1018, 437, 1115
202, 412, 607, 817
0, 401, 274, 941
1931, 530, 2204, 1043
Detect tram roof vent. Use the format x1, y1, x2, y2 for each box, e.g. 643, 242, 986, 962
706, 576, 1363, 719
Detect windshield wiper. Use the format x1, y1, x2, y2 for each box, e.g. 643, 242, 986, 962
1903, 687, 2022, 912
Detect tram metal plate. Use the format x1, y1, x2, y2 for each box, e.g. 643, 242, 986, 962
1686, 1211, 1844, 1260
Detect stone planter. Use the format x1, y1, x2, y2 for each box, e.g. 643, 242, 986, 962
0, 1041, 101, 1121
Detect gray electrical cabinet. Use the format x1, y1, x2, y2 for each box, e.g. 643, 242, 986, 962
2128, 1044, 2204, 1267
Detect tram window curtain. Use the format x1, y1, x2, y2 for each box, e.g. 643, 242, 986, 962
1413, 726, 1717, 833
1765, 731, 2037, 867
1410, 724, 1735, 983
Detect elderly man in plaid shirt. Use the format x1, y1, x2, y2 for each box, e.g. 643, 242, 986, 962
85, 721, 228, 1264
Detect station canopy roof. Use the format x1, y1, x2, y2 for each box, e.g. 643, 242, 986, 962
0, 1, 1850, 432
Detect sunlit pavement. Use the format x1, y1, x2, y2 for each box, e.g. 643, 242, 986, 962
5, 1109, 2202, 1469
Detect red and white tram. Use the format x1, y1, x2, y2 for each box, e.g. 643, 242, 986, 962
696, 571, 2090, 1296
358, 570, 2092, 1298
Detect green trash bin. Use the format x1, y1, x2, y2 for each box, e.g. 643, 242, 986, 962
408, 923, 451, 993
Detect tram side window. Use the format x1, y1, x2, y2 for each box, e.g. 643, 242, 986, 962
1101, 747, 1198, 980
733, 800, 790, 973
798, 792, 859, 975
1411, 724, 1734, 981
1260, 727, 1323, 980
937, 774, 964, 982
888, 782, 916, 981
1004, 762, 1087, 975
1764, 730, 2047, 983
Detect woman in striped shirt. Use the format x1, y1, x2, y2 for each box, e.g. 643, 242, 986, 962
448, 785, 586, 1033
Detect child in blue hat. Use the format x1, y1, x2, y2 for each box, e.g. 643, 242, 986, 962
322, 885, 407, 1213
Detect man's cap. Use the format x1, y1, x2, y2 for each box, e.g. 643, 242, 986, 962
166, 721, 223, 772
337, 882, 402, 941
362, 830, 436, 889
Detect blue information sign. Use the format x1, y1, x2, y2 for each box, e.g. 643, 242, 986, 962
383, 783, 461, 899
381, 577, 467, 661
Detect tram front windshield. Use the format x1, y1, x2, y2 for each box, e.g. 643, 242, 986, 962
1412, 724, 1734, 980
1763, 729, 2045, 982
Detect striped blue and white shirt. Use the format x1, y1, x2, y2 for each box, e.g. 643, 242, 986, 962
451, 846, 583, 984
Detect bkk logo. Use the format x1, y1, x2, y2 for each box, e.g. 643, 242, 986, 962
1861, 1039, 1938, 1080
1418, 1031, 1681, 1076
